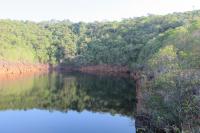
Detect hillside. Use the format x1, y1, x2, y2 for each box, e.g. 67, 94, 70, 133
0, 20, 52, 63
0, 10, 200, 71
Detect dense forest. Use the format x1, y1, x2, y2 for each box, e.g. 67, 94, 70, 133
0, 10, 200, 69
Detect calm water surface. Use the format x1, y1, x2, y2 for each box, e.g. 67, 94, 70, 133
0, 72, 136, 133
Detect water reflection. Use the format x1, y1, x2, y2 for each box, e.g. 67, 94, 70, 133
1, 72, 198, 132
0, 72, 136, 133
0, 110, 134, 133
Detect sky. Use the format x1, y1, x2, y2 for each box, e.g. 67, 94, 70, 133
0, 0, 200, 22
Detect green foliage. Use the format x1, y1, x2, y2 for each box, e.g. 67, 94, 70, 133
1, 10, 200, 68
143, 70, 200, 132
141, 20, 200, 74
41, 21, 77, 64
0, 20, 52, 63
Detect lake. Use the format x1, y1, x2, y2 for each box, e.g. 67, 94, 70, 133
0, 72, 136, 133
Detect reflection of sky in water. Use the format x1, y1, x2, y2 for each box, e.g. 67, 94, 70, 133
0, 109, 135, 133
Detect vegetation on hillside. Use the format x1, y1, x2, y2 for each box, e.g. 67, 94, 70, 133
0, 20, 52, 63
0, 10, 200, 68
138, 70, 200, 132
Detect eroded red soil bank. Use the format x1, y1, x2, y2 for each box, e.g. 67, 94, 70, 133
79, 65, 129, 74
58, 64, 133, 78
0, 62, 140, 81
0, 61, 49, 80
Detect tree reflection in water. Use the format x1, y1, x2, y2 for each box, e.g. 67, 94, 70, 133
0, 72, 136, 117
0, 72, 199, 132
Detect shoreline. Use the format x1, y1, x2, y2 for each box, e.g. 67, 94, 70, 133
57, 64, 135, 78
0, 62, 139, 80
0, 61, 49, 80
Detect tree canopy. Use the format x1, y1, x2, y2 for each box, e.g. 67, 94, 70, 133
0, 10, 200, 70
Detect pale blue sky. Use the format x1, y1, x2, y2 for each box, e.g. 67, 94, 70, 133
0, 0, 200, 22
